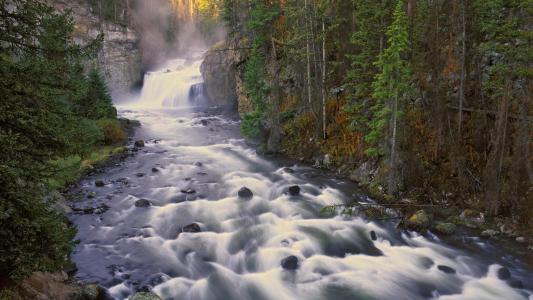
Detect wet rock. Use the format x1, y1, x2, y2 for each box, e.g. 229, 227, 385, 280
182, 223, 201, 233
136, 173, 146, 177
287, 185, 300, 196
459, 209, 485, 228
349, 161, 376, 186
194, 162, 203, 167
181, 188, 196, 194
508, 280, 524, 289
238, 187, 253, 199
151, 167, 159, 173
197, 172, 208, 176
370, 230, 377, 241
135, 199, 151, 208
87, 191, 97, 199
134, 140, 145, 148
515, 236, 526, 243
481, 229, 499, 237
130, 292, 162, 300
406, 210, 431, 230
200, 119, 209, 126
497, 267, 511, 280
81, 284, 105, 300
281, 255, 299, 270
435, 223, 456, 235
95, 180, 105, 187
437, 265, 456, 274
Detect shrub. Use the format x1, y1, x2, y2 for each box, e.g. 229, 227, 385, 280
97, 119, 127, 145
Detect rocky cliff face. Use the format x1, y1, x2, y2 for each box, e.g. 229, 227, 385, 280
50, 0, 142, 96
200, 38, 252, 115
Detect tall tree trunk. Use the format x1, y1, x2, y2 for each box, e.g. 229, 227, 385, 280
389, 91, 399, 195
268, 37, 281, 152
458, 0, 466, 136
304, 0, 312, 105
321, 18, 327, 140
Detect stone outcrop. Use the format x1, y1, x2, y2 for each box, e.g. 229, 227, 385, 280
49, 0, 142, 96
200, 38, 251, 115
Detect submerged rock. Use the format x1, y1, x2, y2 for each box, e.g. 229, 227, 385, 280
182, 223, 201, 233
508, 280, 523, 289
95, 180, 105, 187
281, 255, 299, 270
288, 185, 301, 196
130, 292, 162, 300
194, 162, 203, 167
283, 167, 295, 174
87, 191, 97, 199
238, 187, 253, 199
181, 188, 196, 194
135, 199, 151, 208
134, 140, 145, 147
437, 265, 456, 274
136, 173, 146, 177
435, 223, 456, 235
152, 167, 159, 173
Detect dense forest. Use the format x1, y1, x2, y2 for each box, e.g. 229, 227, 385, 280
221, 0, 532, 227
0, 0, 125, 279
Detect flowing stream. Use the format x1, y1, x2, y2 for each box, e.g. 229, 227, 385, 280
69, 58, 533, 300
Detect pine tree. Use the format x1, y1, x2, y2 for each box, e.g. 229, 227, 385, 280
368, 0, 412, 193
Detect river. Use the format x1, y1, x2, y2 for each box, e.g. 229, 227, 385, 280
68, 57, 533, 300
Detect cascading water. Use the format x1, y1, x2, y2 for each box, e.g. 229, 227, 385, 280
135, 59, 204, 108
68, 58, 533, 300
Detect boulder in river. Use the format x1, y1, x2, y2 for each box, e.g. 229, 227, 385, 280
481, 229, 499, 237
135, 199, 151, 208
497, 267, 511, 280
136, 173, 146, 177
194, 162, 203, 167
130, 292, 162, 300
152, 167, 159, 173
281, 255, 299, 270
238, 187, 253, 199
81, 283, 106, 300
406, 210, 431, 230
95, 180, 105, 187
134, 140, 145, 148
182, 223, 201, 233
287, 185, 301, 196
369, 230, 377, 241
434, 222, 456, 235
437, 265, 456, 274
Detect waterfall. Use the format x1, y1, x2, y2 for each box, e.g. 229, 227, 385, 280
135, 59, 204, 108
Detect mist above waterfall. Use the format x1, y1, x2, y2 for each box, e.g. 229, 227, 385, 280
129, 0, 226, 70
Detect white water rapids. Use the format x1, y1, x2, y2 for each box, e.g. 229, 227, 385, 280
68, 58, 533, 300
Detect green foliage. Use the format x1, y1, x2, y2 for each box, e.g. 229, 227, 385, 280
241, 111, 263, 138
240, 0, 279, 137
0, 0, 117, 279
366, 0, 411, 156
74, 67, 117, 120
